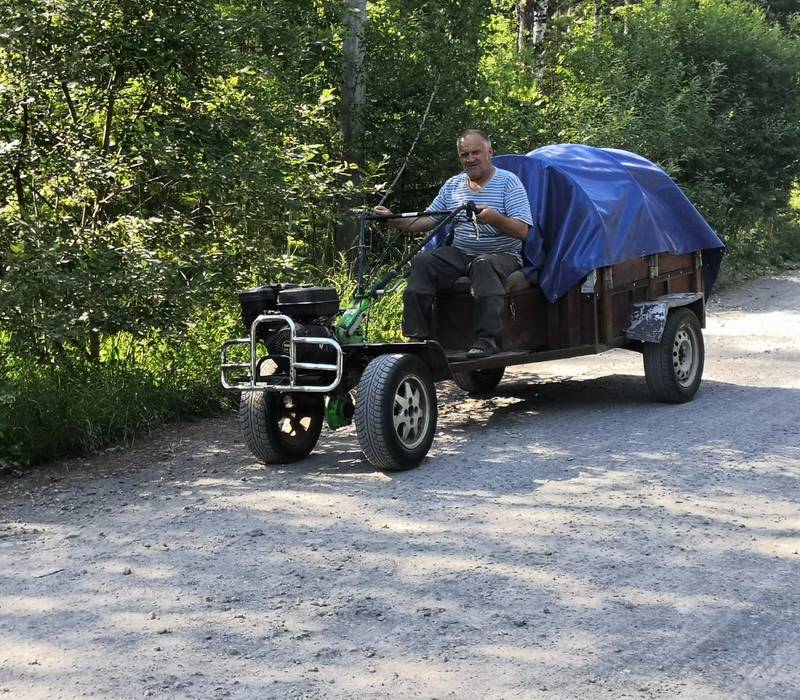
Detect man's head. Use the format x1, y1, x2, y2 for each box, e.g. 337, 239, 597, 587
456, 129, 494, 183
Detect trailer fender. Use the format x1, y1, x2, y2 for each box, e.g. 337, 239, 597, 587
625, 292, 704, 343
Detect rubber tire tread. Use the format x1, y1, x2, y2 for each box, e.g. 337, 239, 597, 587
239, 391, 323, 464
354, 354, 437, 471
452, 367, 505, 394
643, 308, 704, 404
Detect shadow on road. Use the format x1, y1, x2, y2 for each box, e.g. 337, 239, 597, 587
1, 371, 798, 698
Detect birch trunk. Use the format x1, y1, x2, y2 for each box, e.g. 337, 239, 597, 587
337, 0, 367, 255
517, 0, 554, 54
532, 1, 550, 49
516, 0, 535, 52
594, 0, 603, 38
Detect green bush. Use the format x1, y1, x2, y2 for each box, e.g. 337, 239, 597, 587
540, 0, 800, 231
717, 210, 800, 286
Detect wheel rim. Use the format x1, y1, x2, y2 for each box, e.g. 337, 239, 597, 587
673, 323, 699, 387
274, 395, 316, 447
392, 374, 431, 450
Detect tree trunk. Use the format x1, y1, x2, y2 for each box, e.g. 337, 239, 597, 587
532, 0, 551, 49
61, 81, 78, 124
337, 0, 367, 256
88, 329, 101, 364
594, 0, 603, 38
517, 0, 554, 58
12, 102, 29, 217
516, 0, 535, 52
101, 69, 121, 153
623, 0, 630, 35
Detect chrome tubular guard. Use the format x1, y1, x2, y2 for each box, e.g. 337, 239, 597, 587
220, 314, 343, 393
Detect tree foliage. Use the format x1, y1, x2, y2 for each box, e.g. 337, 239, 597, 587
540, 0, 800, 227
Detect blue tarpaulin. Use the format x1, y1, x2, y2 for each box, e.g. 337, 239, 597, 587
428, 144, 725, 303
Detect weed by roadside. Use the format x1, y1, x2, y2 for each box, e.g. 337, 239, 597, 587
0, 307, 238, 469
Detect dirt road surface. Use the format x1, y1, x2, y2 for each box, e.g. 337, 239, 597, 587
2, 272, 799, 700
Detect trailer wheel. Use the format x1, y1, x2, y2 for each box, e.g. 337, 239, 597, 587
643, 308, 704, 403
239, 391, 324, 464
354, 354, 437, 471
452, 367, 505, 394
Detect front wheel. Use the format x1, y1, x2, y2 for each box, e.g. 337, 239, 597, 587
354, 354, 438, 471
239, 391, 324, 464
643, 308, 704, 403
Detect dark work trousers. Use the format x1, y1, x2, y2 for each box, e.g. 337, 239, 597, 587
402, 246, 520, 340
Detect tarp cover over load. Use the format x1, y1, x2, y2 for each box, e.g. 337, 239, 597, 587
427, 144, 726, 303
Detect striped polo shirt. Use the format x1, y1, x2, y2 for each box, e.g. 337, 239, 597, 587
427, 167, 533, 262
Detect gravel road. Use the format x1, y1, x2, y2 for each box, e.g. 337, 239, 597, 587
2, 272, 799, 700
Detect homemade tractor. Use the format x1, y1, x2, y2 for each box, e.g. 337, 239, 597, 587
221, 145, 724, 471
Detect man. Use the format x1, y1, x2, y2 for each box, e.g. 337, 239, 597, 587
374, 129, 533, 357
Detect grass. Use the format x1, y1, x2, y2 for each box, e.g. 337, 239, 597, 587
0, 361, 224, 467
0, 307, 238, 469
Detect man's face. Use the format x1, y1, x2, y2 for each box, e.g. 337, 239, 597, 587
458, 134, 494, 182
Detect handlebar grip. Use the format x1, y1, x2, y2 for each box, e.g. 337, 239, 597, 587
375, 270, 396, 292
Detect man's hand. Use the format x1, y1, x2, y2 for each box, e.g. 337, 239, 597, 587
476, 206, 501, 227
476, 206, 529, 240
372, 205, 434, 233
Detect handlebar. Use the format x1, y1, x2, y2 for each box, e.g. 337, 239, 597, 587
361, 202, 480, 298
365, 202, 479, 222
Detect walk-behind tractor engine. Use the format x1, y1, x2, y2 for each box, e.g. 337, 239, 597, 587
237, 283, 341, 382
222, 283, 351, 460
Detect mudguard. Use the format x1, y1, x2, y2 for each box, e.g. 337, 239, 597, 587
625, 293, 704, 343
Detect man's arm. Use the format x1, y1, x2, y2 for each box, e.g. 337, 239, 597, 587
475, 207, 529, 240
372, 206, 436, 232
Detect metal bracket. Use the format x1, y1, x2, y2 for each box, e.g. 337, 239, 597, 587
581, 269, 597, 294
221, 314, 343, 393
648, 254, 659, 278
603, 266, 614, 290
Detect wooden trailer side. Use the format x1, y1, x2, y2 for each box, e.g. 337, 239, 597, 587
430, 250, 705, 355
598, 251, 704, 346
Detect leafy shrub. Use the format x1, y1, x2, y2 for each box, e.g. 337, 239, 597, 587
717, 211, 800, 286
540, 0, 800, 231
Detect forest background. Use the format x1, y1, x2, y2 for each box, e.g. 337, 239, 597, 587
2, 0, 800, 467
